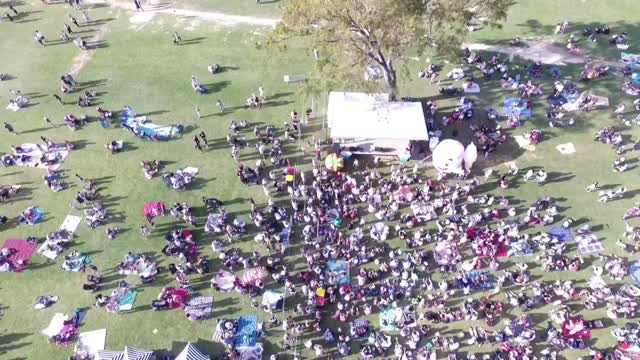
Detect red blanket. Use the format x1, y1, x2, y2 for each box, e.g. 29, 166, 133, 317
2, 239, 38, 272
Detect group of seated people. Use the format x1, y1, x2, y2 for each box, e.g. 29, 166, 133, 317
41, 229, 73, 256
104, 140, 123, 154
7, 93, 29, 111
246, 94, 266, 109
117, 252, 158, 282
141, 160, 161, 179
60, 74, 78, 93
0, 184, 21, 202
77, 90, 97, 108
43, 170, 68, 192
64, 114, 88, 130
162, 169, 196, 191
84, 202, 107, 229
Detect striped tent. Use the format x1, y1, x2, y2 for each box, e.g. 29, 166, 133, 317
98, 346, 154, 360
176, 342, 210, 360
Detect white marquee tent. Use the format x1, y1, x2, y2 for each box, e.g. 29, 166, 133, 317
176, 342, 210, 360
98, 346, 154, 360
327, 91, 429, 141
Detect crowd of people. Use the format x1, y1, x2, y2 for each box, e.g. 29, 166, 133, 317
4, 2, 640, 360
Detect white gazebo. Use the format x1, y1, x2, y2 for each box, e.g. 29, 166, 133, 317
176, 342, 210, 360
327, 91, 428, 157
98, 346, 155, 360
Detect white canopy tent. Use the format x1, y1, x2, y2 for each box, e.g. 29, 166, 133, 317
327, 92, 429, 141
176, 342, 210, 360
98, 346, 154, 360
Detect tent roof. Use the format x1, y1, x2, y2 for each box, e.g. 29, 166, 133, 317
176, 342, 210, 360
98, 347, 153, 360
327, 92, 428, 141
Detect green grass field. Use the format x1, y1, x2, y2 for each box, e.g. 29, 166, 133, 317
0, 0, 639, 359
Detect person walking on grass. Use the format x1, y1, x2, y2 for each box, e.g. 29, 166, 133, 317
8, 4, 18, 15
44, 116, 56, 128
216, 99, 224, 113
53, 94, 64, 105
172, 31, 182, 45
69, 14, 79, 28
199, 131, 208, 148
4, 122, 16, 135
193, 135, 203, 152
34, 30, 46, 46
64, 23, 73, 35
82, 10, 90, 24
194, 106, 201, 120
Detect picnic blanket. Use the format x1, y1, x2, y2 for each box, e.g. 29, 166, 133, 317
62, 254, 90, 272
214, 270, 237, 290
510, 239, 534, 257
379, 306, 401, 331
503, 97, 532, 118
143, 202, 166, 218
463, 82, 481, 93
11, 143, 69, 171
240, 267, 268, 286
463, 271, 494, 289
18, 207, 45, 225
549, 226, 573, 242
621, 53, 640, 68
233, 316, 258, 348
1, 239, 38, 272
117, 289, 138, 311
326, 259, 350, 285
38, 215, 82, 259
630, 261, 640, 285
184, 296, 213, 320
261, 290, 283, 310
122, 116, 183, 140
42, 313, 68, 337
74, 328, 107, 359
576, 233, 604, 254
60, 215, 83, 233
235, 344, 264, 360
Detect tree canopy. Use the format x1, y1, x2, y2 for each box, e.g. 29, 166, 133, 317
274, 0, 514, 100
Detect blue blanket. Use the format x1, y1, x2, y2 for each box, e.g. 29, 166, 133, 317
549, 226, 573, 242
631, 261, 640, 285
233, 316, 258, 348
379, 307, 401, 331
327, 259, 350, 285
503, 97, 532, 118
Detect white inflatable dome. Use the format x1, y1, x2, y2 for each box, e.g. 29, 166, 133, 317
432, 139, 465, 174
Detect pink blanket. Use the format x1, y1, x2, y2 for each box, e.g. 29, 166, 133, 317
2, 239, 38, 272
144, 202, 166, 217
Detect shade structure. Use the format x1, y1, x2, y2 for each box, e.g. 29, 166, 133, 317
324, 153, 344, 172
98, 346, 154, 360
176, 342, 210, 360
327, 92, 428, 141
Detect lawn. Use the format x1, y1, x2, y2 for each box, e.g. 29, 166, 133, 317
0, 0, 639, 359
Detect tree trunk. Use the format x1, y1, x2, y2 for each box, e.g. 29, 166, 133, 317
383, 64, 399, 101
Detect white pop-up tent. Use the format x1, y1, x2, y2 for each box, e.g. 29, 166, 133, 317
328, 92, 429, 141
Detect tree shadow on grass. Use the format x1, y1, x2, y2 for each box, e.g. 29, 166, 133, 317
0, 332, 31, 355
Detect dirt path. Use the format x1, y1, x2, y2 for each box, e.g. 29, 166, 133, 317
68, 21, 112, 76
465, 37, 621, 67
86, 0, 280, 27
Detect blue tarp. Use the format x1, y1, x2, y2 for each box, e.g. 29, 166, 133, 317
233, 316, 258, 348
327, 259, 350, 285
120, 108, 182, 140
630, 261, 640, 285
549, 226, 573, 242
379, 306, 401, 331
503, 97, 532, 118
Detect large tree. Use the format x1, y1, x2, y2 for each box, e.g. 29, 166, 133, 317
273, 0, 513, 100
